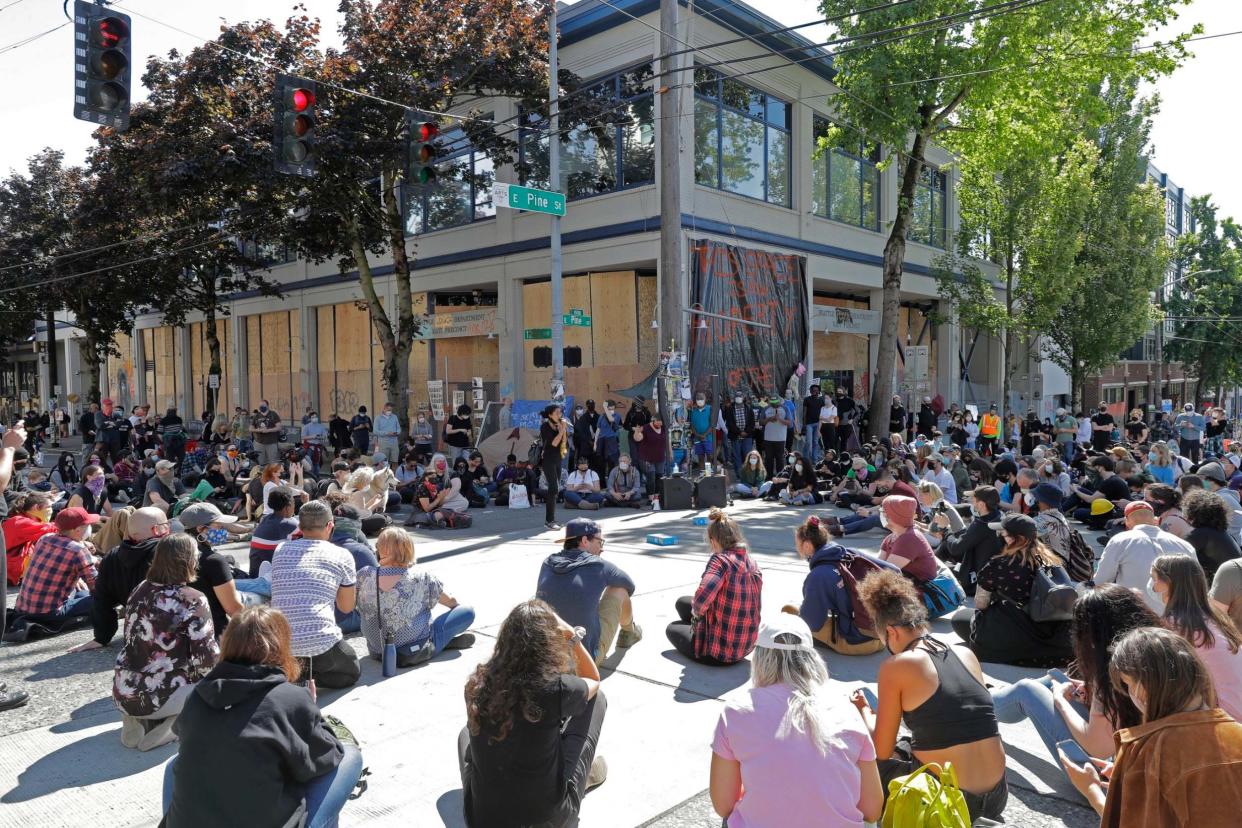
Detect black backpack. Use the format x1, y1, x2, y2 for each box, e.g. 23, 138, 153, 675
1064, 527, 1096, 583
528, 439, 544, 469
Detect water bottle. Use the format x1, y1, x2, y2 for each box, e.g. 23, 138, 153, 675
704, 461, 712, 477
652, 494, 661, 511
382, 635, 397, 678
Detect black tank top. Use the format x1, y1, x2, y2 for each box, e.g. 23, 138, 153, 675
902, 638, 999, 751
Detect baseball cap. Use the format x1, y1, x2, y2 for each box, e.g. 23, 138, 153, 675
54, 506, 101, 531
1224, 453, 1241, 468
1124, 500, 1154, 517
1184, 403, 1194, 411
556, 517, 601, 543
101, 398, 113, 405
155, 459, 177, 472
1000, 513, 1038, 541
1199, 462, 1228, 484
178, 502, 238, 530
755, 613, 815, 652
1090, 499, 1116, 517
371, 452, 388, 466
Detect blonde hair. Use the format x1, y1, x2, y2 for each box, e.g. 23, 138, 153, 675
751, 633, 832, 754
915, 479, 944, 503
706, 507, 745, 550
1149, 442, 1172, 467
376, 527, 416, 568
344, 466, 374, 493
94, 505, 133, 554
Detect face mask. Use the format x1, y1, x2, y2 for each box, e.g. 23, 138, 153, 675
205, 526, 229, 546
1024, 492, 1035, 507
749, 457, 759, 466
435, 461, 446, 472
795, 464, 803, 473
259, 405, 268, 413
696, 398, 705, 407
787, 456, 796, 465
606, 407, 615, 414
417, 417, 426, 423
86, 477, 105, 496
619, 462, 630, 471
879, 510, 890, 530
734, 397, 742, 404
1146, 578, 1165, 608
227, 450, 238, 458
971, 503, 986, 518
310, 416, 318, 423
575, 409, 584, 416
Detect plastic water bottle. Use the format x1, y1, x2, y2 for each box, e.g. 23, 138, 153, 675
704, 461, 712, 477
652, 494, 661, 511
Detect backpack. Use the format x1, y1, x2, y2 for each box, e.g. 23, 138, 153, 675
1028, 565, 1080, 623
527, 439, 544, 469
1064, 527, 1096, 583
835, 550, 890, 638
882, 762, 970, 828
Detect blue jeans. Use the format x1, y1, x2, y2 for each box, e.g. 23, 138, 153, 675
802, 424, 821, 463
234, 575, 271, 598
563, 490, 606, 507
730, 436, 753, 472
21, 588, 94, 625
429, 604, 477, 654
840, 514, 882, 535
163, 746, 364, 828
336, 609, 361, 634
991, 675, 1089, 764
733, 481, 771, 498
1058, 440, 1075, 463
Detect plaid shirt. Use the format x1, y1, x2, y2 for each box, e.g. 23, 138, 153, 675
15, 533, 97, 616
692, 547, 762, 663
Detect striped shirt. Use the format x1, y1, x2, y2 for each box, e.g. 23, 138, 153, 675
270, 538, 356, 657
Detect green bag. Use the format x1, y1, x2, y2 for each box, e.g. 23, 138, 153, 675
882, 762, 971, 828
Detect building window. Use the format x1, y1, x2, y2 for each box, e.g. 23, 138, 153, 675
908, 166, 948, 248
405, 125, 496, 235
693, 66, 791, 207
519, 63, 655, 200
811, 116, 880, 230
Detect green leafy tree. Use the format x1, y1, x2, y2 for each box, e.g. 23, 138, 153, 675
1043, 84, 1169, 408
817, 0, 1192, 437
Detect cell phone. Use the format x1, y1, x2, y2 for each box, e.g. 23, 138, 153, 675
1047, 668, 1072, 684
860, 687, 879, 711
1057, 739, 1091, 766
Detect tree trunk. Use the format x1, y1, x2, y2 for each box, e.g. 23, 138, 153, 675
381, 169, 416, 434
202, 274, 222, 422
78, 337, 101, 405
869, 123, 931, 439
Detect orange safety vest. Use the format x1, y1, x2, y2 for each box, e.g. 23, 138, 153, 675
980, 412, 1001, 438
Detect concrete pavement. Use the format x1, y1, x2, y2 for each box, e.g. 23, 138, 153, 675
0, 495, 1097, 827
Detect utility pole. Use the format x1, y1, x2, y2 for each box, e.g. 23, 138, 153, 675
46, 308, 60, 446
548, 3, 565, 402
658, 0, 683, 352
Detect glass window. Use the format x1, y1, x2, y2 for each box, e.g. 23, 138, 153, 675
908, 166, 947, 248
693, 67, 791, 206
811, 116, 880, 231
519, 62, 655, 200
405, 124, 497, 234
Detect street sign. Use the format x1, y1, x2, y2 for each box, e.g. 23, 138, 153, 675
524, 328, 552, 340
563, 314, 592, 327
492, 182, 566, 217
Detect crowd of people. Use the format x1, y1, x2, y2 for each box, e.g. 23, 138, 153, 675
3, 385, 1242, 827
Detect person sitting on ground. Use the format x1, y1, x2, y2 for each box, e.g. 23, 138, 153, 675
1212, 555, 1242, 630
179, 503, 271, 635
1197, 461, 1242, 537
777, 452, 818, 506
822, 467, 918, 539
785, 515, 895, 655
603, 453, 643, 508
91, 504, 132, 559
340, 466, 392, 536
559, 455, 603, 512
950, 513, 1074, 667
990, 584, 1158, 785
732, 449, 771, 499
461, 452, 494, 507
406, 467, 469, 529
66, 464, 113, 519
1060, 626, 1242, 826
1149, 554, 1242, 720
162, 605, 363, 828
356, 527, 476, 668
1070, 456, 1131, 528
874, 495, 938, 584
1145, 441, 1179, 485
426, 452, 471, 513
1096, 500, 1195, 613
247, 487, 298, 578
666, 509, 762, 666
269, 500, 359, 689
1181, 488, 1242, 582
113, 533, 219, 752
460, 599, 607, 827
69, 506, 168, 653
3, 491, 56, 586
851, 569, 1008, 823
537, 517, 642, 667
829, 456, 877, 508
936, 485, 1005, 597
710, 613, 884, 828
914, 479, 966, 548
1146, 483, 1192, 539
1030, 482, 1075, 567
12, 506, 99, 632
921, 452, 958, 504
394, 454, 424, 503
143, 459, 187, 515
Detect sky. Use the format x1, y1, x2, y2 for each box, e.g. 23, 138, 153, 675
0, 0, 1236, 217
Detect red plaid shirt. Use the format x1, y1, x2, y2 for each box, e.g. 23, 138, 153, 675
15, 533, 97, 616
692, 547, 762, 663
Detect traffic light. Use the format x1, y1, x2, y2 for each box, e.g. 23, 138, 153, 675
408, 113, 440, 186
274, 74, 318, 176
73, 1, 131, 131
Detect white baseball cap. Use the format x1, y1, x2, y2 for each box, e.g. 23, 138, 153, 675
756, 614, 815, 652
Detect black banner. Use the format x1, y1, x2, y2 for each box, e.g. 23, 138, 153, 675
689, 239, 808, 398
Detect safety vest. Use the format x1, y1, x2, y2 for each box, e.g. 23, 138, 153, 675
980, 412, 1001, 438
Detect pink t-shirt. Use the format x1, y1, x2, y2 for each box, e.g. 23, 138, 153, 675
711, 683, 876, 828
1196, 623, 1242, 721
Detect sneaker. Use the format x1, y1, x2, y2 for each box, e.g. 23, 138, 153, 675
444, 633, 475, 650
545, 522, 561, 530
397, 640, 436, 668
120, 714, 143, 749
137, 716, 179, 752
257, 560, 273, 580
616, 623, 643, 649
0, 687, 29, 712
828, 525, 844, 538
579, 500, 600, 511
586, 755, 608, 792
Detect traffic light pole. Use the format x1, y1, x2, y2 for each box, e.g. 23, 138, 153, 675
548, 4, 565, 402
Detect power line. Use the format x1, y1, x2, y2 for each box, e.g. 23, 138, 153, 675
0, 21, 68, 56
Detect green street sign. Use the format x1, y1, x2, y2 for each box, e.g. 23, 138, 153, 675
492, 182, 566, 217
524, 328, 552, 340
562, 314, 592, 327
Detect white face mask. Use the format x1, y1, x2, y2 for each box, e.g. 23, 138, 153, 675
795, 464, 803, 473
879, 510, 890, 530
1146, 578, 1165, 608
749, 457, 759, 466
619, 462, 630, 471
971, 503, 986, 517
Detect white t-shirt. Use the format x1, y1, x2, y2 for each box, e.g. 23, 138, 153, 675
818, 404, 837, 424
567, 469, 599, 489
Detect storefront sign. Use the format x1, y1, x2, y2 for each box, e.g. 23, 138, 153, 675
812, 305, 881, 335
423, 308, 497, 339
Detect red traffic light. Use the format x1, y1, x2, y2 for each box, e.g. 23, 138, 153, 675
418, 122, 438, 141
93, 17, 128, 48
290, 88, 315, 112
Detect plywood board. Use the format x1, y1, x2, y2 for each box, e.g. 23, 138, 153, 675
246, 316, 262, 413
637, 274, 658, 368
589, 271, 638, 367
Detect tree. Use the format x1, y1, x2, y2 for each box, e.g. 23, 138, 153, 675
817, 0, 1192, 437
1042, 83, 1169, 408
1163, 198, 1242, 395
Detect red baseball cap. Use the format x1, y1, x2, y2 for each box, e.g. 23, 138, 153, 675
1123, 500, 1153, 518
55, 507, 102, 531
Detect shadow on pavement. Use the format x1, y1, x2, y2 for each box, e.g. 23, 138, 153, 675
24, 647, 115, 682
1, 728, 173, 804
50, 696, 120, 734
660, 649, 750, 703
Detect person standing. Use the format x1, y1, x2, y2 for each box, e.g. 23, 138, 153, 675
410, 410, 435, 464
373, 402, 401, 462
444, 404, 474, 462
818, 392, 839, 457
299, 411, 328, 476
761, 396, 791, 478
722, 393, 755, 473
888, 394, 908, 442
79, 403, 99, 451
801, 385, 824, 464
540, 405, 568, 530
1089, 404, 1115, 453
595, 401, 622, 478
159, 407, 187, 469
250, 400, 282, 466
1174, 403, 1205, 463
631, 414, 669, 500
688, 393, 715, 474
1053, 408, 1078, 463
916, 397, 937, 439
97, 398, 128, 464
978, 405, 1001, 457
835, 388, 858, 453
349, 405, 373, 455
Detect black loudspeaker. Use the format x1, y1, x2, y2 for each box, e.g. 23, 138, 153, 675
658, 475, 695, 510
694, 475, 728, 509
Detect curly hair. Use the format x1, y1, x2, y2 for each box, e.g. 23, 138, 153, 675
465, 599, 569, 742
1183, 489, 1230, 533
857, 569, 928, 631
